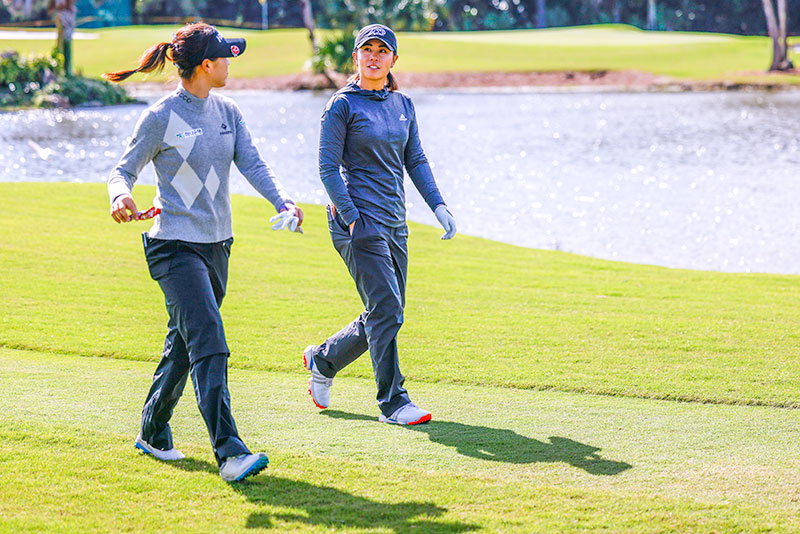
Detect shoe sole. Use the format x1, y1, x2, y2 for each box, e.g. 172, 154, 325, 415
134, 440, 185, 461
378, 413, 432, 425
304, 346, 329, 410
233, 456, 269, 482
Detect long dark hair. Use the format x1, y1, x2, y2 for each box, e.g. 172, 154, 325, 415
346, 71, 399, 91
103, 22, 216, 82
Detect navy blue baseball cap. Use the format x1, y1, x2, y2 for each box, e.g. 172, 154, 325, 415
354, 24, 397, 54
202, 28, 246, 60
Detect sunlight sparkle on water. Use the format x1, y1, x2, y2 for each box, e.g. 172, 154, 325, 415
3, 90, 800, 274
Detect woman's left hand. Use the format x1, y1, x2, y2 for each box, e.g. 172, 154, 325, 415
434, 205, 456, 240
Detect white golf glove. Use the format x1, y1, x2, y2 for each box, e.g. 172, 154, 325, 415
434, 205, 456, 240
269, 206, 302, 233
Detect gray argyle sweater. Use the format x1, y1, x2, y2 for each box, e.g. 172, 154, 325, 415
108, 86, 293, 243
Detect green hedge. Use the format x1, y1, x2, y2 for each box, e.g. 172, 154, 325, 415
0, 50, 136, 108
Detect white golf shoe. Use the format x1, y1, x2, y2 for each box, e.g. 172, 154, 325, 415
378, 402, 432, 425
304, 345, 332, 409
219, 452, 269, 482
134, 433, 185, 461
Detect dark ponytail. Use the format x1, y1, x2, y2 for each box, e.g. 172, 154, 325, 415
103, 22, 216, 83
387, 72, 398, 91
102, 42, 172, 82
346, 71, 399, 91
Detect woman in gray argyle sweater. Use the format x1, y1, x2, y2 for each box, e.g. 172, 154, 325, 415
105, 22, 300, 482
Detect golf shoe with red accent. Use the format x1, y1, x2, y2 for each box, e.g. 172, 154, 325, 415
378, 402, 432, 425
304, 345, 332, 409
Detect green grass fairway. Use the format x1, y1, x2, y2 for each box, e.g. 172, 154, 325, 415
0, 24, 792, 82
2, 182, 800, 531
2, 348, 800, 533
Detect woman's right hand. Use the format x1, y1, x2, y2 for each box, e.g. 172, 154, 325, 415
111, 194, 138, 223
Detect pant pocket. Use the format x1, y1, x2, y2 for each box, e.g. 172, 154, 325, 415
144, 238, 177, 281
327, 204, 351, 236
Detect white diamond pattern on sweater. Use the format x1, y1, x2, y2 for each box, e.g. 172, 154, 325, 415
172, 160, 204, 208
205, 165, 220, 200
164, 111, 197, 159
164, 111, 204, 208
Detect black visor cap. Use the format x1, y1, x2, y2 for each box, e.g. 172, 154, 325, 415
203, 31, 246, 60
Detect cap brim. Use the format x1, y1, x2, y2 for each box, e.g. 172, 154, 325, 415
206, 37, 246, 58
354, 37, 395, 53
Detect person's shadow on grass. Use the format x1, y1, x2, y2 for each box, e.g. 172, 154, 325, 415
169, 458, 478, 533
322, 410, 632, 476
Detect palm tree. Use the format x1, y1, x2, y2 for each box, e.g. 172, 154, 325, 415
49, 0, 77, 77
647, 0, 657, 30
761, 0, 792, 71
536, 0, 545, 28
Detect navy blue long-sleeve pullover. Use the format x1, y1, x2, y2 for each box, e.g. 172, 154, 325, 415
319, 82, 445, 227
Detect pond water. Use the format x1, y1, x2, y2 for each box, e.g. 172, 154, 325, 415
2, 89, 800, 274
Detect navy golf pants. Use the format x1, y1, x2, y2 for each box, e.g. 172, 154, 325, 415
311, 207, 411, 417
139, 236, 250, 465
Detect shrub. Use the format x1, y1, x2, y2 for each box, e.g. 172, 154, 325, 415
310, 32, 356, 75
37, 76, 134, 107
0, 50, 135, 109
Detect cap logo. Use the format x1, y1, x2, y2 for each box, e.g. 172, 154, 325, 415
230, 45, 240, 56
367, 27, 387, 37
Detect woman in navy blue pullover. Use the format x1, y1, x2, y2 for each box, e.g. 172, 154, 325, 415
303, 24, 457, 425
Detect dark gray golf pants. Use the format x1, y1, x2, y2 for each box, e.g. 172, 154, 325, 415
139, 236, 250, 466
310, 206, 411, 417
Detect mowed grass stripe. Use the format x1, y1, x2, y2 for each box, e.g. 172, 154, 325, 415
1, 347, 798, 532
1, 182, 800, 407
414, 25, 738, 45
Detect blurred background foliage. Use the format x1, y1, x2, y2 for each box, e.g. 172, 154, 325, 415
0, 0, 788, 35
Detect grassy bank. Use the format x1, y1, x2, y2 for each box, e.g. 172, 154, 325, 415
1, 24, 793, 83
2, 182, 800, 532
2, 182, 800, 407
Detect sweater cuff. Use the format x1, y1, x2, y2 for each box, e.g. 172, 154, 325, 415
108, 183, 132, 204
341, 207, 360, 226
276, 198, 296, 212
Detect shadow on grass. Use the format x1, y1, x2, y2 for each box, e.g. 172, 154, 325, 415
170, 458, 478, 533
322, 410, 632, 476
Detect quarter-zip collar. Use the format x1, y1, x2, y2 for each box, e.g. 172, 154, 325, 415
339, 81, 390, 101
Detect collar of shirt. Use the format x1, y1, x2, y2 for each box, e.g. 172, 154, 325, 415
174, 85, 211, 113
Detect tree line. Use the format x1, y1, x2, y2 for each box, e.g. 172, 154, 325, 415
1, 0, 794, 75
0, 0, 796, 36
